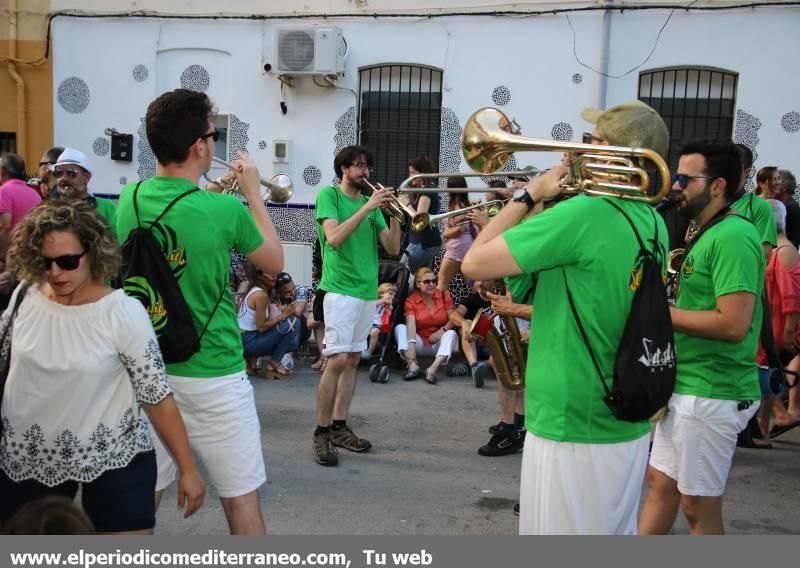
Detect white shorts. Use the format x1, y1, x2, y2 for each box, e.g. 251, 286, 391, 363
150, 371, 266, 498
649, 393, 759, 497
519, 431, 650, 535
322, 293, 376, 356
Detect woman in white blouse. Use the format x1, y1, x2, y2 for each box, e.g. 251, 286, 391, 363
0, 201, 204, 534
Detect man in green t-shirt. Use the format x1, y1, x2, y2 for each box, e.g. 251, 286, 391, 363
50, 148, 118, 233
313, 145, 401, 467
639, 139, 764, 536
463, 100, 671, 535
730, 143, 777, 260
116, 89, 283, 535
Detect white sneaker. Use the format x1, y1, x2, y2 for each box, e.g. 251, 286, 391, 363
281, 353, 294, 371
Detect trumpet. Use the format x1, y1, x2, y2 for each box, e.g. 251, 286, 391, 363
205, 157, 293, 204
409, 198, 508, 231
462, 107, 671, 204
363, 179, 416, 225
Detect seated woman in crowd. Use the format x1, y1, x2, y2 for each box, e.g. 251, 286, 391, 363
238, 263, 298, 379
437, 177, 476, 293
273, 271, 311, 370
0, 201, 203, 533
394, 267, 458, 385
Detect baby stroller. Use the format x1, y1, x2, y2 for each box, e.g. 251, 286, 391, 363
368, 259, 412, 384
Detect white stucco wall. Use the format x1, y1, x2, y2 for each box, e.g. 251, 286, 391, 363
51, 6, 800, 203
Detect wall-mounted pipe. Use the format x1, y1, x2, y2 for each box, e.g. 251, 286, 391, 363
8, 0, 27, 161
596, 0, 613, 111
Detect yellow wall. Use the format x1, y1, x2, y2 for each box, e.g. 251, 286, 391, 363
0, 0, 52, 171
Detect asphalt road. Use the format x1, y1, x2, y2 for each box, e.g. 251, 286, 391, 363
155, 362, 800, 535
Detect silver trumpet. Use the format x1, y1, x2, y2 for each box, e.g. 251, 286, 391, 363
205, 157, 293, 204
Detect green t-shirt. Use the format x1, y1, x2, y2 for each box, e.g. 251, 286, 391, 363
115, 177, 264, 378
93, 196, 117, 234
674, 215, 764, 400
316, 185, 388, 300
731, 192, 777, 247
504, 196, 668, 444
505, 273, 536, 305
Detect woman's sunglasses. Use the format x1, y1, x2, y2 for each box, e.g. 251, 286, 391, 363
420, 279, 437, 285
43, 250, 87, 271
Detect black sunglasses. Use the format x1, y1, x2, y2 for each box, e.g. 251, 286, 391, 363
420, 279, 437, 285
52, 168, 82, 179
200, 129, 220, 143
43, 250, 87, 271
582, 132, 604, 145
671, 173, 714, 190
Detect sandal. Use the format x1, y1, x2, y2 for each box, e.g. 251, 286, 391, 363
403, 363, 422, 381
423, 369, 437, 385
267, 361, 294, 380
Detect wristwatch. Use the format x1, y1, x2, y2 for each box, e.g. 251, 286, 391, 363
512, 188, 536, 211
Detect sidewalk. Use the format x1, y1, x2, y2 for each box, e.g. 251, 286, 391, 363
155, 364, 800, 535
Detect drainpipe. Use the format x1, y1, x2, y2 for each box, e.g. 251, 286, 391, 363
596, 0, 613, 110
8, 0, 27, 161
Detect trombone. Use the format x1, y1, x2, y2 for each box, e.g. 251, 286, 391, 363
409, 198, 508, 231
397, 168, 540, 191
462, 107, 671, 204
205, 157, 293, 204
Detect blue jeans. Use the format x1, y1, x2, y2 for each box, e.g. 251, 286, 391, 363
242, 320, 301, 361
406, 242, 438, 275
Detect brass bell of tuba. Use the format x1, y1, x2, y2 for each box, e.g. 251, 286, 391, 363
469, 281, 527, 391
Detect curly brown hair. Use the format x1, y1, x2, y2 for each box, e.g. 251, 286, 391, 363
9, 200, 120, 284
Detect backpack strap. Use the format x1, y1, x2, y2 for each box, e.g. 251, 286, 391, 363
563, 268, 611, 396
603, 199, 663, 262
199, 285, 227, 341
132, 179, 201, 230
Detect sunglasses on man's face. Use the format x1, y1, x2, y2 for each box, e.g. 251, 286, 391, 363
43, 250, 87, 271
200, 129, 220, 143
671, 173, 714, 190
53, 168, 82, 179
582, 132, 605, 145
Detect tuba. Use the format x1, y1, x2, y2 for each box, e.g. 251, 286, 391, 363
469, 281, 527, 391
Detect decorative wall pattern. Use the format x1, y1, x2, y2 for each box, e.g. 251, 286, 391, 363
258, 140, 267, 150
137, 117, 157, 180
119, 176, 128, 185
332, 106, 358, 185
438, 107, 463, 190
303, 166, 322, 186
93, 137, 110, 156
228, 115, 250, 157
781, 111, 800, 133
491, 86, 511, 107
572, 73, 583, 84
132, 65, 149, 83
551, 122, 574, 141
180, 65, 210, 92
269, 207, 317, 244
733, 109, 761, 191
57, 77, 90, 114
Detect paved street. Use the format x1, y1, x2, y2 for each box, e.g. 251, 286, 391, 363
156, 362, 800, 535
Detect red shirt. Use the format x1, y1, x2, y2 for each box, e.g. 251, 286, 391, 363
404, 289, 454, 345
758, 246, 800, 365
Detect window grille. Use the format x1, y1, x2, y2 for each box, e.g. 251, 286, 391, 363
0, 132, 16, 155
358, 65, 443, 188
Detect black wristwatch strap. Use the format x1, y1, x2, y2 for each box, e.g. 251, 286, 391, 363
513, 191, 536, 211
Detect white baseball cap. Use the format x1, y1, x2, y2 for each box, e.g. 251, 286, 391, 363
52, 148, 94, 176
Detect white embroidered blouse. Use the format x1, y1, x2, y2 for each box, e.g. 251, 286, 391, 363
0, 285, 171, 486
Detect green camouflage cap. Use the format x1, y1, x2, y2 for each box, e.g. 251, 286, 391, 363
581, 100, 669, 159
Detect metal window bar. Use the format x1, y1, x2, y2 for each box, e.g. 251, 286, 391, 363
358, 64, 443, 188
0, 132, 16, 155
639, 67, 738, 249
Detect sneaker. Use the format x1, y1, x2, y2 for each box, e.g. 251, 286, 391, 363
446, 362, 470, 377
471, 362, 487, 388
488, 421, 512, 435
313, 431, 339, 466
281, 353, 294, 371
331, 425, 372, 452
513, 503, 520, 516
478, 429, 524, 457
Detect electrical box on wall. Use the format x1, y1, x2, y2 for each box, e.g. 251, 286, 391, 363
272, 139, 290, 174
111, 133, 134, 161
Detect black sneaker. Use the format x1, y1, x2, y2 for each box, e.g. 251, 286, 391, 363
489, 421, 512, 435
513, 503, 520, 516
313, 431, 339, 466
331, 425, 372, 452
478, 429, 524, 456
471, 362, 487, 388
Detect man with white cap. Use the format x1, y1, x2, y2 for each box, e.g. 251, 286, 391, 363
51, 148, 117, 232
463, 100, 670, 534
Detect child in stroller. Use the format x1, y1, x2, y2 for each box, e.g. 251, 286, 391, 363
366, 260, 412, 383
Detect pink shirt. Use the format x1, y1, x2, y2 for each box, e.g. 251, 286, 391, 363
0, 179, 42, 228
757, 245, 800, 365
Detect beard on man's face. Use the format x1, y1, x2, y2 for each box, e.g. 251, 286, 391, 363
57, 181, 84, 198
678, 186, 712, 221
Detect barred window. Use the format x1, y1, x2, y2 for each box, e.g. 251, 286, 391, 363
0, 132, 16, 155
358, 65, 443, 187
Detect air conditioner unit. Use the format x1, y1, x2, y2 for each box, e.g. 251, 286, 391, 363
274, 26, 347, 76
